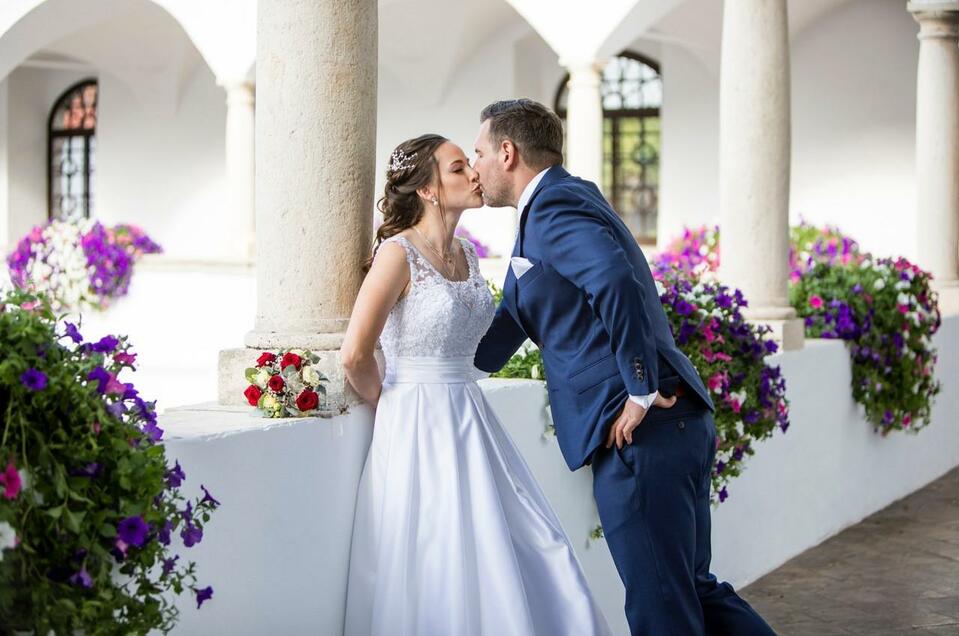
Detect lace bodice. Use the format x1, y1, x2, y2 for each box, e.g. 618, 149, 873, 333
378, 235, 495, 359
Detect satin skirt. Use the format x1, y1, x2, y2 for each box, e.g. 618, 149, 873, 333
344, 356, 612, 636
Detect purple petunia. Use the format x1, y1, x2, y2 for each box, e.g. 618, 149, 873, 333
195, 585, 214, 609
166, 460, 186, 489
91, 335, 119, 353
181, 522, 203, 547
87, 366, 111, 394
158, 520, 173, 546
161, 554, 179, 576
69, 567, 93, 589
63, 321, 83, 343
68, 462, 102, 478
718, 487, 729, 503
20, 368, 47, 391
200, 484, 221, 508
117, 515, 149, 548
142, 420, 164, 442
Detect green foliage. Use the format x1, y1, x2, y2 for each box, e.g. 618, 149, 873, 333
790, 257, 941, 434
0, 290, 216, 634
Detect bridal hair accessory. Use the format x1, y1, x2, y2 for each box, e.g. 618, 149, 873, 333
389, 149, 417, 174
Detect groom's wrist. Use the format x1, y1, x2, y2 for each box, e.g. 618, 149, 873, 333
628, 392, 659, 410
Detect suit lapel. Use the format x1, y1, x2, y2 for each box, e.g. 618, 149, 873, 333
511, 164, 569, 259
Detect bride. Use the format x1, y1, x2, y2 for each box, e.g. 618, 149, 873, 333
341, 133, 612, 635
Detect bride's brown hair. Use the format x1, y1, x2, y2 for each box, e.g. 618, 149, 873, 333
364, 134, 449, 272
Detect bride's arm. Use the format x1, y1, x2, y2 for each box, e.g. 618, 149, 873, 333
340, 242, 410, 405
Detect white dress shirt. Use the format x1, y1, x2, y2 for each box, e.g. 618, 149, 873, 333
477, 167, 659, 409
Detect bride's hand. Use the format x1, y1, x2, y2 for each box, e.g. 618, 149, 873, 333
604, 392, 678, 449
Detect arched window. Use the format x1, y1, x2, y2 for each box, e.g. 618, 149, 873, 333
555, 52, 662, 240
48, 79, 98, 221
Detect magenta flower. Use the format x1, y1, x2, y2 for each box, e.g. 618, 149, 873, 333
808, 295, 824, 310
0, 462, 22, 500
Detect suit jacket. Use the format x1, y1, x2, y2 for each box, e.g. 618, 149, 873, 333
474, 165, 714, 471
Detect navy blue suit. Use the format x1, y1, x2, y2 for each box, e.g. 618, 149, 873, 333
475, 165, 776, 635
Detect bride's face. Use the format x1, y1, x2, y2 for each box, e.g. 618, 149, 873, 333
432, 142, 484, 212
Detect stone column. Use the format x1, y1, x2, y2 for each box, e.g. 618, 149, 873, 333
910, 2, 959, 315
218, 0, 377, 406
718, 0, 804, 350
563, 60, 605, 186
221, 80, 256, 262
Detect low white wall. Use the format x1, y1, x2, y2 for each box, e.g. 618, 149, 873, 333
157, 315, 959, 635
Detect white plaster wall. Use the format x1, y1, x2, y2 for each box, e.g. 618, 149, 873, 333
0, 75, 8, 250
653, 0, 919, 256
94, 61, 230, 261
657, 41, 720, 248
789, 0, 919, 261
155, 316, 959, 634
75, 261, 255, 414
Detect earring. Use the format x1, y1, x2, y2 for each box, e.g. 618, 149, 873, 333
431, 196, 438, 206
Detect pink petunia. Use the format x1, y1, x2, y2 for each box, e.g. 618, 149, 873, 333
114, 352, 137, 366
0, 462, 22, 500
105, 374, 126, 395
707, 372, 726, 394
809, 295, 824, 310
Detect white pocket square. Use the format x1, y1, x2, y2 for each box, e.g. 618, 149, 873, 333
510, 257, 534, 279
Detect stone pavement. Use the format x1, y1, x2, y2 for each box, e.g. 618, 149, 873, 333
742, 466, 959, 635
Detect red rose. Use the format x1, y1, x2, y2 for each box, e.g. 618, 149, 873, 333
295, 389, 319, 412
280, 352, 302, 371
256, 352, 277, 367
243, 385, 262, 406
268, 375, 285, 392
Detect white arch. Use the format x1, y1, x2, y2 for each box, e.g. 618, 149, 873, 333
0, 0, 254, 84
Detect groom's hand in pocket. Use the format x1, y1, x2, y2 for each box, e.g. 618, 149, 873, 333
605, 393, 679, 449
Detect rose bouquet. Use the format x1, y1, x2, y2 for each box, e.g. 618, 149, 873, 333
6, 219, 162, 313
244, 350, 329, 417
0, 289, 216, 633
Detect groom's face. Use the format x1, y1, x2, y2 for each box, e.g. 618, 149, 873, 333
472, 120, 512, 208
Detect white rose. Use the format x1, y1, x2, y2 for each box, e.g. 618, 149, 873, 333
302, 366, 321, 385
255, 369, 271, 388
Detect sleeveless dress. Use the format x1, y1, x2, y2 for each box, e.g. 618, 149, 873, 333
344, 235, 612, 636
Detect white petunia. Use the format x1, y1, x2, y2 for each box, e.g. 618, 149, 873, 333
873, 278, 885, 291
0, 521, 17, 558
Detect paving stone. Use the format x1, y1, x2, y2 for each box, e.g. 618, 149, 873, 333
743, 467, 959, 635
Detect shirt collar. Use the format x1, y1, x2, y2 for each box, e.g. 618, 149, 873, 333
516, 167, 551, 213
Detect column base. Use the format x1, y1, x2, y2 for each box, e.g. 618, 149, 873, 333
218, 345, 369, 410
742, 307, 806, 352
934, 280, 959, 316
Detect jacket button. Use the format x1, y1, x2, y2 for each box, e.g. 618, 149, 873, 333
678, 421, 686, 430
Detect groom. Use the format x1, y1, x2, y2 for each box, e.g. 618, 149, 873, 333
472, 99, 776, 636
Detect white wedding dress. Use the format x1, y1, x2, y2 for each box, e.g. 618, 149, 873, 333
344, 235, 612, 636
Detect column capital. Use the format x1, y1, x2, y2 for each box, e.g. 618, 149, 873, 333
909, 3, 959, 39
560, 58, 606, 77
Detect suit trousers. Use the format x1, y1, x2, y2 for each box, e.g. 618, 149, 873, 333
590, 396, 777, 635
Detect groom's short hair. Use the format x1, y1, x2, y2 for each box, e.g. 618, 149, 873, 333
480, 99, 564, 170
